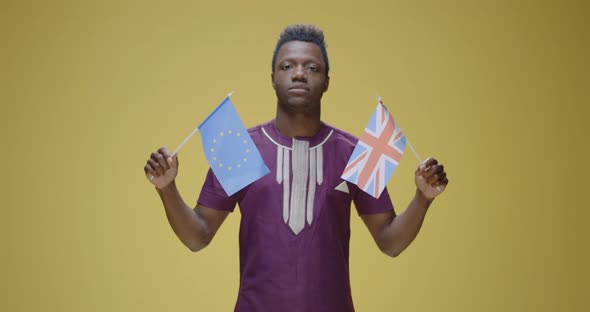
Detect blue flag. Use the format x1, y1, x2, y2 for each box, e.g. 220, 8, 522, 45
198, 96, 270, 196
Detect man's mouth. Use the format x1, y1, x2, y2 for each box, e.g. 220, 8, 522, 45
289, 85, 310, 94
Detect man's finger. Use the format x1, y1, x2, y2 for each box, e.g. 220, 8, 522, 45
158, 147, 172, 159
426, 173, 439, 185
418, 157, 438, 174
434, 177, 449, 187
144, 164, 155, 175
152, 152, 170, 171
144, 164, 158, 179
148, 158, 165, 175
427, 165, 445, 181
170, 153, 179, 169
419, 163, 439, 180
428, 171, 446, 185
423, 157, 438, 167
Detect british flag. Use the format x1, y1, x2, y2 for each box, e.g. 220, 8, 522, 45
341, 99, 406, 198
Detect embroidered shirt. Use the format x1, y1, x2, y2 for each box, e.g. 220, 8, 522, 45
197, 120, 395, 312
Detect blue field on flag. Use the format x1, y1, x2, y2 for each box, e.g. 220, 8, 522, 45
198, 96, 270, 196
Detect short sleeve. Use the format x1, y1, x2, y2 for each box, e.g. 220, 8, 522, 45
351, 183, 395, 216
197, 168, 238, 212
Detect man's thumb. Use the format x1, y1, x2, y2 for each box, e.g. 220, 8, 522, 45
169, 154, 179, 168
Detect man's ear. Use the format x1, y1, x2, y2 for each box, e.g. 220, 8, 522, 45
323, 76, 330, 92
271, 73, 276, 90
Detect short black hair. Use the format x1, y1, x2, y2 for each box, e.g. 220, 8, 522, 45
272, 24, 330, 77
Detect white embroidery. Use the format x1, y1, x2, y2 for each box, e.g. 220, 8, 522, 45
262, 127, 292, 150
315, 144, 323, 185
335, 181, 349, 194
264, 126, 331, 235
307, 148, 316, 225
282, 147, 290, 223
276, 146, 283, 183
288, 140, 309, 234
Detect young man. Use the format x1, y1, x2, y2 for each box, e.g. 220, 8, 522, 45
144, 24, 448, 312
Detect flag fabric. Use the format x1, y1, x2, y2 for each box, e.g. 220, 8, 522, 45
198, 96, 270, 196
341, 99, 406, 198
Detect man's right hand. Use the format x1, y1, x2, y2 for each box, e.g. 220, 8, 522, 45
144, 147, 179, 190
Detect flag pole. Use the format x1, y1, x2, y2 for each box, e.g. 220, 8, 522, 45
171, 91, 235, 157
400, 128, 436, 193
377, 95, 422, 164
377, 95, 435, 190
406, 139, 422, 164
400, 133, 440, 190
379, 95, 440, 191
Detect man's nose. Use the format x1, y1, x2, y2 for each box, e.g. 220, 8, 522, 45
291, 65, 307, 81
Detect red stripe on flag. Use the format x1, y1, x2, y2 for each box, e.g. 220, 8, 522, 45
342, 150, 368, 176
357, 119, 401, 189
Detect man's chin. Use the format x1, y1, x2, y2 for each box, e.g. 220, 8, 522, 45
288, 96, 310, 105
284, 98, 314, 112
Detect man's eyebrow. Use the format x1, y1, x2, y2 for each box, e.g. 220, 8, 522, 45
278, 56, 322, 64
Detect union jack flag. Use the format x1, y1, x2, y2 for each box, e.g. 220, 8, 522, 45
341, 99, 406, 198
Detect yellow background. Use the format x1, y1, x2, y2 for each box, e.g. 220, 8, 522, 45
2, 0, 588, 311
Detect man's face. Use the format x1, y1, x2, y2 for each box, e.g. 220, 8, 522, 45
272, 40, 329, 113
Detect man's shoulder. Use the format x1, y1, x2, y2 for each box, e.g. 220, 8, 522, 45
246, 120, 272, 130
323, 122, 360, 147
246, 120, 273, 138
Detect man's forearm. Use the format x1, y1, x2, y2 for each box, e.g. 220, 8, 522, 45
382, 189, 433, 257
157, 181, 210, 251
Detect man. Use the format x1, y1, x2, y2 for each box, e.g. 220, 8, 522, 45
144, 24, 448, 312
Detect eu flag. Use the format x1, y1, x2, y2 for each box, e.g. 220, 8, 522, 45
198, 96, 270, 196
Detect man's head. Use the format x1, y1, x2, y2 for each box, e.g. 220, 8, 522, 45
272, 24, 330, 78
271, 25, 330, 114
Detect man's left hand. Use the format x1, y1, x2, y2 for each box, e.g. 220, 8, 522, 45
415, 157, 449, 200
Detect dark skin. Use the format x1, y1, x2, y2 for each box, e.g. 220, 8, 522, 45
144, 40, 449, 256
271, 40, 329, 137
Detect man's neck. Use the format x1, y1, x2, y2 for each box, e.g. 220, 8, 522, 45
275, 108, 322, 138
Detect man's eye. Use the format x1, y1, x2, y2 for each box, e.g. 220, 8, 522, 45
308, 65, 318, 72
282, 65, 292, 70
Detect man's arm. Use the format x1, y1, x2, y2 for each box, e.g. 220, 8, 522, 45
145, 147, 229, 252
360, 157, 448, 257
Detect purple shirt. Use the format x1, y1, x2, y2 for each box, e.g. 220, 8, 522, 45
198, 120, 394, 312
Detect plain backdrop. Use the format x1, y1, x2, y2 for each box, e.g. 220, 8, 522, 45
2, 0, 588, 311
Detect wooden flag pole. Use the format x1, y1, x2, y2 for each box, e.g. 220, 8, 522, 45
149, 91, 235, 181
171, 91, 235, 157
406, 139, 422, 164
377, 95, 440, 190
